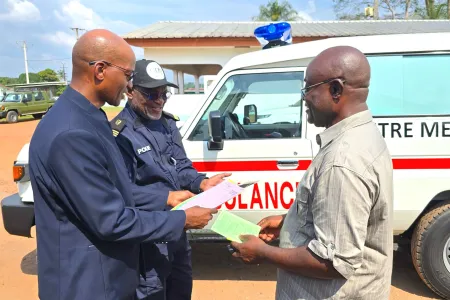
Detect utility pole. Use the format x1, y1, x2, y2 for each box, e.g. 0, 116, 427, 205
70, 27, 86, 40
16, 41, 30, 84
61, 62, 67, 82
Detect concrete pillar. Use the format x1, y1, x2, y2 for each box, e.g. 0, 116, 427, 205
194, 75, 200, 94
172, 70, 179, 94
178, 72, 184, 94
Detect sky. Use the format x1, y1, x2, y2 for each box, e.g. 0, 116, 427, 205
0, 0, 336, 82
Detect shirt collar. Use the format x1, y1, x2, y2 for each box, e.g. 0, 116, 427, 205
316, 110, 373, 148
65, 86, 108, 121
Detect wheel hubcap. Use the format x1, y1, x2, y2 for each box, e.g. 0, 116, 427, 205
444, 236, 450, 273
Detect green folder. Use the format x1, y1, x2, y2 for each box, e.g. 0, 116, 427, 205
211, 210, 261, 242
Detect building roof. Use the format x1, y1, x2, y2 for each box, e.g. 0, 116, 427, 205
123, 20, 450, 39
6, 81, 67, 88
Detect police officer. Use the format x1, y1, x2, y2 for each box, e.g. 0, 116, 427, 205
111, 59, 231, 300
28, 30, 217, 300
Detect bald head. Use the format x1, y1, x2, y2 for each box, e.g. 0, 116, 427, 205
72, 29, 135, 79
69, 29, 136, 108
307, 46, 370, 90
303, 46, 371, 128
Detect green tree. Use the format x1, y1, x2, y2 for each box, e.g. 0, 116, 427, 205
0, 77, 19, 86
18, 73, 41, 84
57, 69, 66, 81
409, 0, 446, 19
252, 0, 300, 21
55, 85, 67, 96
38, 68, 60, 82
415, 0, 448, 18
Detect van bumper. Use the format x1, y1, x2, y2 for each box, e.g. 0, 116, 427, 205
1, 193, 35, 237
0, 111, 6, 118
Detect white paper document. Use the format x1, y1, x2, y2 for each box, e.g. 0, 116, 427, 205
171, 180, 257, 211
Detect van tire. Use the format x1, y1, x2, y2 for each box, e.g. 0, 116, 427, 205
6, 111, 18, 123
411, 200, 450, 299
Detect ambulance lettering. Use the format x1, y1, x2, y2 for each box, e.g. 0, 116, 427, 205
218, 182, 300, 210
375, 120, 450, 138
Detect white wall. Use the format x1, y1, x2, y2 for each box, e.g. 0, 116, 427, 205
144, 47, 259, 68
103, 94, 205, 123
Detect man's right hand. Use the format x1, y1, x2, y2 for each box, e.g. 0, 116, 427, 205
257, 214, 286, 242
184, 206, 218, 229
167, 190, 195, 208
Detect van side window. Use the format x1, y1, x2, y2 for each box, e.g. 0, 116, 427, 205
189, 71, 304, 141
34, 92, 44, 101
367, 54, 450, 116
20, 93, 32, 101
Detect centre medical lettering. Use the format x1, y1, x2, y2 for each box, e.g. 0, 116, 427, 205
376, 121, 450, 138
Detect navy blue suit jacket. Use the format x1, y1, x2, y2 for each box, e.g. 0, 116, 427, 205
29, 87, 186, 300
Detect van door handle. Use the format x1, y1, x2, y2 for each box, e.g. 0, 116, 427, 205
277, 160, 299, 169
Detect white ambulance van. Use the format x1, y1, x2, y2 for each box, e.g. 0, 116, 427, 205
3, 28, 450, 298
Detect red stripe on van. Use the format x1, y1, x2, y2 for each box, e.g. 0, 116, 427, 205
392, 158, 450, 170
192, 160, 312, 172
192, 158, 450, 172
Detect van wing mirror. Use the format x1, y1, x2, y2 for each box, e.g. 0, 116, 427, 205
244, 104, 257, 125
207, 110, 224, 150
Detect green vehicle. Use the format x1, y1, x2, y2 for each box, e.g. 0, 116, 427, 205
0, 91, 55, 123
0, 82, 64, 123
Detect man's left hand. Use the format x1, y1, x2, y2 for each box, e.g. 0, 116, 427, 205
231, 235, 268, 264
200, 173, 232, 191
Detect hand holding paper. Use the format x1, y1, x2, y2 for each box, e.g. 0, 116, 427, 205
167, 190, 195, 208
184, 206, 217, 229
230, 234, 268, 264
172, 180, 248, 211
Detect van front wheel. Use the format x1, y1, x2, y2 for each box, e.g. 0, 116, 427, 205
6, 111, 18, 123
411, 201, 450, 299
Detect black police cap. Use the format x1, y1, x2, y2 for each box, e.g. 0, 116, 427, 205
132, 59, 179, 89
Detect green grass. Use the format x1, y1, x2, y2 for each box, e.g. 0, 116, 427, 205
0, 106, 124, 124
102, 106, 124, 113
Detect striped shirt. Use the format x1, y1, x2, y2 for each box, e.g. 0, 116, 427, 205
276, 110, 394, 300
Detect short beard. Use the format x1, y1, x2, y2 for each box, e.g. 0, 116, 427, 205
129, 99, 150, 120
129, 99, 160, 121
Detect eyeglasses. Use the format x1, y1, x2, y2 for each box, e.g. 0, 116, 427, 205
301, 77, 346, 99
135, 87, 172, 101
88, 60, 136, 81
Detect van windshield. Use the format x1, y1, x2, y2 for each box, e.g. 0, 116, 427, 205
3, 93, 23, 102
189, 70, 304, 141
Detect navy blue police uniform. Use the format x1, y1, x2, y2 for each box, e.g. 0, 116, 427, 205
109, 59, 207, 300
29, 86, 187, 300
111, 103, 206, 300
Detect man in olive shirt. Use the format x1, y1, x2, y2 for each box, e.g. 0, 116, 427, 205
231, 46, 394, 300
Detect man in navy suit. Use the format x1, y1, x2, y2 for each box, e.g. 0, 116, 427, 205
28, 29, 217, 300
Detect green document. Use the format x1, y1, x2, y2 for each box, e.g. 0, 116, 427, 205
211, 211, 261, 242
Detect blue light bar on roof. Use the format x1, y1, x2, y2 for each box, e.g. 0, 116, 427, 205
254, 22, 292, 49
